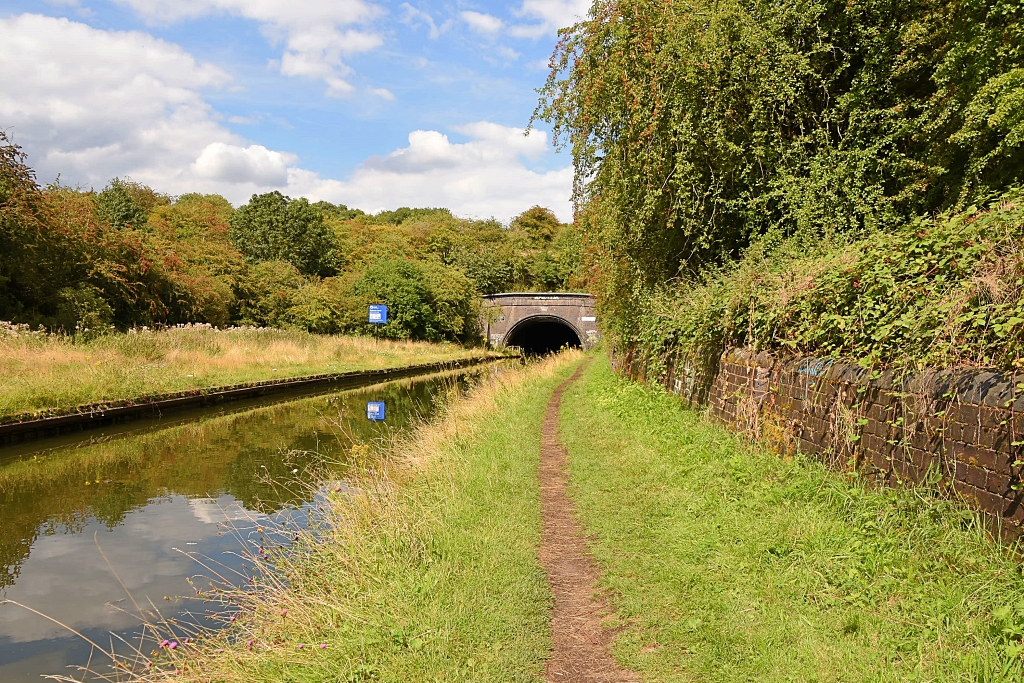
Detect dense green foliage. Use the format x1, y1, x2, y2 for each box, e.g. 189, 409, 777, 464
95, 178, 166, 231
0, 132, 580, 342
537, 0, 1024, 364
627, 193, 1024, 374
560, 358, 1024, 681
229, 191, 338, 277
352, 259, 479, 343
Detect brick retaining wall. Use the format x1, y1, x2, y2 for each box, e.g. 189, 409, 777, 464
615, 347, 1024, 537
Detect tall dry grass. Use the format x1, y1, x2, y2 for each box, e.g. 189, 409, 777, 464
0, 323, 486, 419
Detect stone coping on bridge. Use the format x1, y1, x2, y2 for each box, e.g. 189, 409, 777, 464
482, 293, 599, 350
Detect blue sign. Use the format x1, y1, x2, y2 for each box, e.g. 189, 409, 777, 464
366, 401, 386, 421
368, 304, 388, 324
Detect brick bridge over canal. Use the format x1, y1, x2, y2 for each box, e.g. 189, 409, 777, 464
482, 293, 599, 354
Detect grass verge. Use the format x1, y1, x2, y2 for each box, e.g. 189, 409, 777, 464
559, 355, 1024, 682
136, 352, 583, 683
0, 324, 487, 419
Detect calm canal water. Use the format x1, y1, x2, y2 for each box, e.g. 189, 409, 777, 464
0, 370, 478, 680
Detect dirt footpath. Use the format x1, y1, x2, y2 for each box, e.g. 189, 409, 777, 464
538, 361, 640, 683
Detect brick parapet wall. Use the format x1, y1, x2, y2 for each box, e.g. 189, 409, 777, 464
614, 347, 1024, 536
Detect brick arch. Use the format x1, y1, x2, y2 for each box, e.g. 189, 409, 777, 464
482, 293, 599, 350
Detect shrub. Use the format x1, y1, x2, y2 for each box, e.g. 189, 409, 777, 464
285, 279, 350, 334
351, 259, 480, 343
235, 261, 306, 328
624, 190, 1024, 373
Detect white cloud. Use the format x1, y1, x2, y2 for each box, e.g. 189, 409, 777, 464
288, 122, 572, 222
371, 87, 396, 101
0, 14, 238, 191
461, 10, 503, 35
0, 14, 571, 221
325, 75, 357, 98
496, 45, 522, 61
400, 3, 444, 40
511, 0, 590, 38
192, 142, 296, 185
114, 0, 383, 96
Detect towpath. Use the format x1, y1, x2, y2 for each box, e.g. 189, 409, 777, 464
538, 360, 639, 683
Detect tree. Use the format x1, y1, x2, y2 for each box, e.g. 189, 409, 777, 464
96, 178, 167, 230
0, 130, 47, 324
536, 0, 1024, 329
229, 191, 338, 277
511, 206, 562, 244
145, 194, 243, 326
235, 260, 306, 328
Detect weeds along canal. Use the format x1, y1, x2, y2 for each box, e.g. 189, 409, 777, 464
0, 368, 489, 680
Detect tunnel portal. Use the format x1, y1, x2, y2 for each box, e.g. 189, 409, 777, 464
482, 293, 599, 352
505, 316, 583, 355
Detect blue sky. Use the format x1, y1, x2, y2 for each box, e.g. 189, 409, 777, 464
0, 0, 588, 220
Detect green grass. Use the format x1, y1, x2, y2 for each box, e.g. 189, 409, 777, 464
0, 324, 487, 419
559, 355, 1024, 682
155, 353, 583, 683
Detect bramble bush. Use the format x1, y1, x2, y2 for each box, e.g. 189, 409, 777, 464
624, 191, 1024, 375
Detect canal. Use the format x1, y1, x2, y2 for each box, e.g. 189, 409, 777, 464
0, 368, 483, 680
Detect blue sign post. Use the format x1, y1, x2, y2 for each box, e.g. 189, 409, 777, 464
366, 401, 386, 421
368, 304, 388, 324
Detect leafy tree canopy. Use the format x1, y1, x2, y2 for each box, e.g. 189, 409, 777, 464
96, 178, 168, 231
230, 191, 339, 277
536, 0, 1024, 322
511, 205, 562, 243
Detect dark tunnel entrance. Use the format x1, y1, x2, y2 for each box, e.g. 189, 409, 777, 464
505, 316, 583, 355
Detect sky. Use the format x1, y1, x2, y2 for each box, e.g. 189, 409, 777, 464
0, 0, 589, 221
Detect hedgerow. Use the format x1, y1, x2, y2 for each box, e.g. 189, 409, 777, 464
624, 190, 1024, 374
